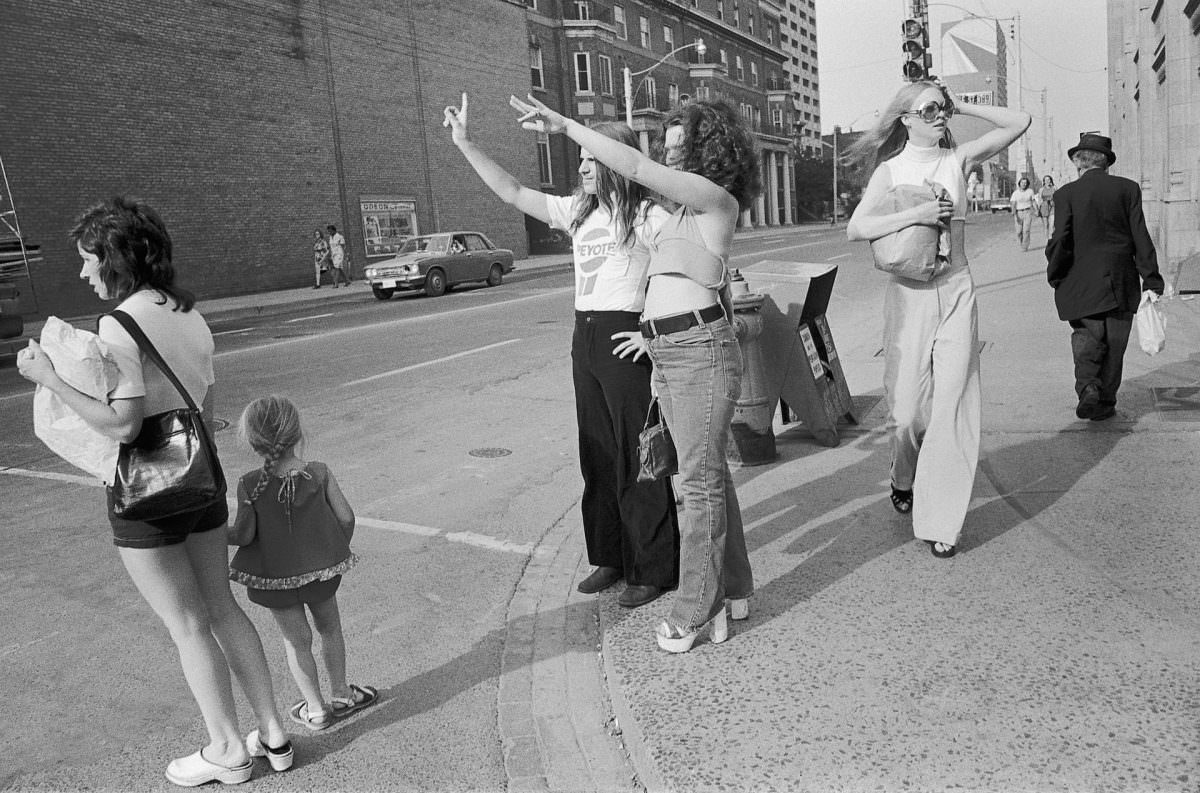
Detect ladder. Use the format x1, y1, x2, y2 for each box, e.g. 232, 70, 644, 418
0, 151, 40, 336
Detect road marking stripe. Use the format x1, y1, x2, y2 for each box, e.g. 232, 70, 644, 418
826, 253, 852, 261
214, 287, 571, 360
0, 466, 102, 486
341, 338, 522, 387
0, 467, 536, 555
212, 327, 258, 336
285, 313, 335, 324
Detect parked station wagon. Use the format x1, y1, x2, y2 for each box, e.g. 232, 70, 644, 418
363, 231, 515, 299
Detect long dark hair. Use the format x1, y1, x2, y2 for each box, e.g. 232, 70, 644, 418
846, 81, 957, 172
70, 196, 194, 311
569, 122, 649, 248
659, 100, 762, 210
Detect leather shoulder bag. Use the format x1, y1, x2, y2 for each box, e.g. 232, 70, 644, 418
636, 396, 678, 483
107, 310, 226, 521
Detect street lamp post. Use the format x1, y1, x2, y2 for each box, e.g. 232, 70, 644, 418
623, 38, 706, 131
828, 111, 877, 225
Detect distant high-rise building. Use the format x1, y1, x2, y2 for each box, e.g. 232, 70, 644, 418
777, 0, 822, 159
939, 16, 1015, 200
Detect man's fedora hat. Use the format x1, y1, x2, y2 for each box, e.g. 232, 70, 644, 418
1067, 132, 1116, 165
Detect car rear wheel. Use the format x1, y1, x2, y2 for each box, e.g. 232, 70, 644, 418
372, 285, 395, 300
425, 268, 447, 297
486, 264, 503, 287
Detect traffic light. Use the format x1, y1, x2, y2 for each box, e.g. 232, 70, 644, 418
901, 18, 932, 80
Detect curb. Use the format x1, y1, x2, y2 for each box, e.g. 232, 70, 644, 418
498, 506, 639, 793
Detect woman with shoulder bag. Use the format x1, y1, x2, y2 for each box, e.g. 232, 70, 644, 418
846, 81, 1029, 559
17, 197, 291, 786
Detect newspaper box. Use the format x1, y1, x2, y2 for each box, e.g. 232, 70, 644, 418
737, 261, 857, 447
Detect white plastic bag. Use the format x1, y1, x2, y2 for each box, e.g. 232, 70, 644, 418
1135, 290, 1166, 356
31, 317, 121, 482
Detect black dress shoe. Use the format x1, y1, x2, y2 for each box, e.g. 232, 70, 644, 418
617, 584, 662, 608
1090, 404, 1116, 421
577, 566, 622, 594
1076, 384, 1100, 419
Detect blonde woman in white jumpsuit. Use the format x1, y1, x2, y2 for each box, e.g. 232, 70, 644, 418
846, 80, 1030, 558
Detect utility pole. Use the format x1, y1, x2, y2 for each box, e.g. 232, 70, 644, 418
832, 126, 840, 224
1012, 12, 1024, 180
1041, 88, 1048, 179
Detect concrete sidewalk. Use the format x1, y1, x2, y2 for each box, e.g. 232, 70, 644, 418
580, 227, 1200, 792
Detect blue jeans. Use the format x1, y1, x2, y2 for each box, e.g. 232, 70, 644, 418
647, 317, 753, 630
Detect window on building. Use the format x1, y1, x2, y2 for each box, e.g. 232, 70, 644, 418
748, 13, 754, 35
697, 84, 710, 100
614, 5, 627, 39
720, 49, 728, 68
716, 1, 724, 20
733, 2, 740, 27
573, 0, 590, 18
645, 76, 657, 107
767, 24, 773, 44
772, 107, 783, 127
668, 82, 679, 105
574, 52, 592, 93
750, 62, 758, 85
524, 0, 537, 8
640, 16, 650, 48
753, 107, 761, 128
735, 55, 744, 81
536, 133, 553, 185
663, 25, 673, 51
597, 54, 613, 95
530, 46, 544, 89
360, 198, 418, 257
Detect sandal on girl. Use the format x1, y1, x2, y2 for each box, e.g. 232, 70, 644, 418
288, 700, 332, 731
245, 729, 294, 772
890, 486, 913, 514
330, 684, 378, 719
655, 611, 728, 654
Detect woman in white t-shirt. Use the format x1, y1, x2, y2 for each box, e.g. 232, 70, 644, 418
846, 81, 1030, 559
18, 197, 291, 785
444, 93, 678, 609
1010, 177, 1038, 251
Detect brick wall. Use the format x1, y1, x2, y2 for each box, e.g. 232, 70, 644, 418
0, 0, 536, 319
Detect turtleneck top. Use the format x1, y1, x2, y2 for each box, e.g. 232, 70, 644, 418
883, 142, 966, 217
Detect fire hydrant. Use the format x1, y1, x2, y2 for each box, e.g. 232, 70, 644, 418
726, 269, 777, 467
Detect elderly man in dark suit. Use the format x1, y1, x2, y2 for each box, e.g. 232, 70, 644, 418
1046, 133, 1164, 421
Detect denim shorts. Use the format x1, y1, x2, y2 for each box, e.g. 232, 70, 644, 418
106, 488, 229, 549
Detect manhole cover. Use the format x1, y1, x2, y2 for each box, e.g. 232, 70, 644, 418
469, 447, 512, 458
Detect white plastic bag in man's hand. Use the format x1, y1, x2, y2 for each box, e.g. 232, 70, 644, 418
31, 317, 121, 481
1135, 290, 1166, 356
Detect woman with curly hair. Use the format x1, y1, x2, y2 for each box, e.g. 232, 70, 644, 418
511, 95, 761, 653
17, 197, 291, 785
846, 80, 1029, 559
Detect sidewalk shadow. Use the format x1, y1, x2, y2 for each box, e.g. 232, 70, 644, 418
729, 351, 1200, 630
279, 599, 597, 767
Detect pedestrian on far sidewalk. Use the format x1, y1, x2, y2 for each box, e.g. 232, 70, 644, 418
443, 93, 679, 610
1010, 177, 1037, 251
846, 78, 1030, 559
312, 228, 331, 288
229, 395, 378, 734
326, 224, 351, 287
1037, 175, 1056, 238
1046, 133, 1164, 422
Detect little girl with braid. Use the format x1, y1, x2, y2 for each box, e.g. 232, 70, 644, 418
228, 395, 377, 733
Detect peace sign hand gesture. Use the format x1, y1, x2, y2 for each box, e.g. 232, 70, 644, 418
442, 92, 471, 144
508, 94, 568, 135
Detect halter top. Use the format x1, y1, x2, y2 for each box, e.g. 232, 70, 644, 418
646, 204, 728, 289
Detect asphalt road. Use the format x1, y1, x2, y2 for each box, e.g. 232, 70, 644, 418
0, 223, 875, 791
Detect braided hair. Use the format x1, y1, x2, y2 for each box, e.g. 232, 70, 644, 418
238, 395, 304, 504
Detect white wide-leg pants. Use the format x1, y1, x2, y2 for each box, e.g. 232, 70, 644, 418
882, 263, 980, 546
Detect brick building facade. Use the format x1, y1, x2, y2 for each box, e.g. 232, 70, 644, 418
2, 0, 535, 320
